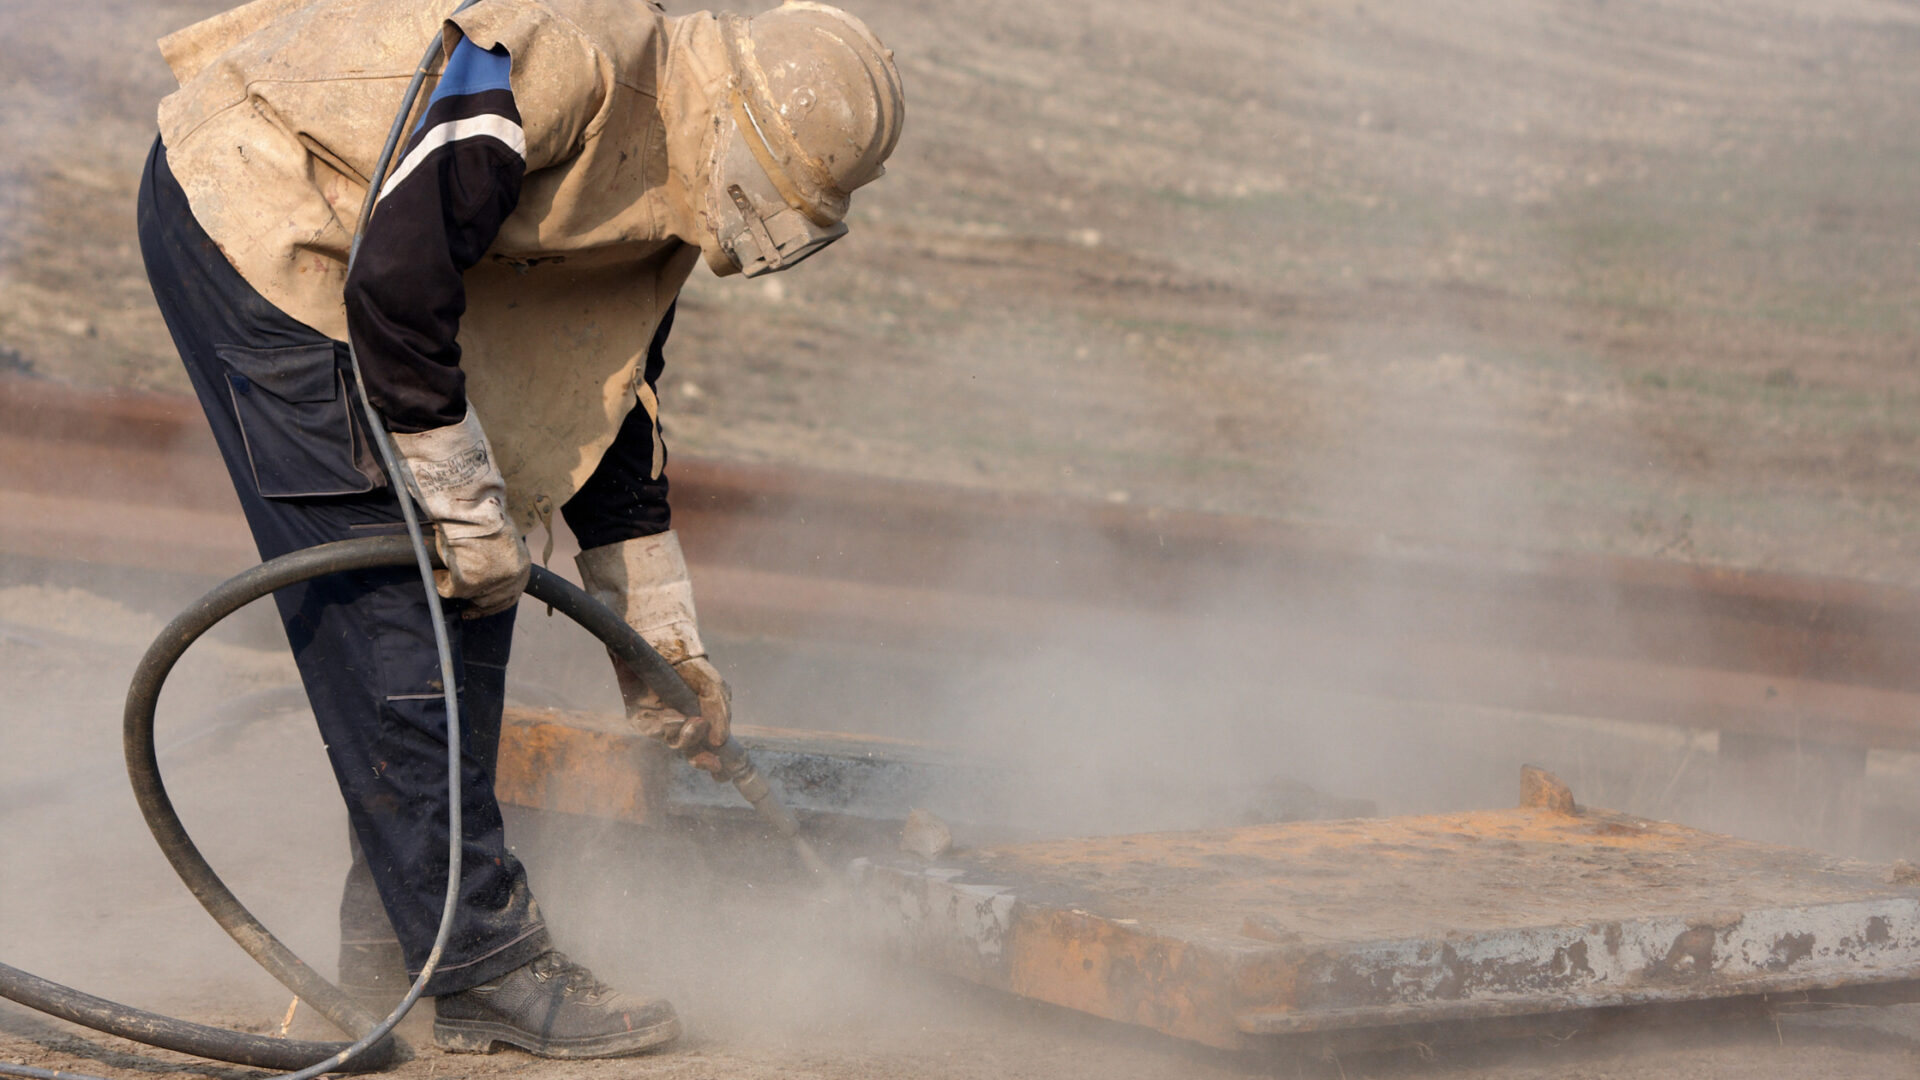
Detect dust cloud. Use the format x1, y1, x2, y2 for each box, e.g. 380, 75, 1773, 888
681, 0, 1920, 855
8, 0, 1920, 1075
0, 569, 340, 1026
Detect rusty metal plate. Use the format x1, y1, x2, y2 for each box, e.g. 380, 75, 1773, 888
495, 707, 1369, 834
494, 707, 1014, 828
852, 795, 1920, 1049
495, 706, 670, 823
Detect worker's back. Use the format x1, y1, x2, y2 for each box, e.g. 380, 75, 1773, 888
154, 0, 740, 522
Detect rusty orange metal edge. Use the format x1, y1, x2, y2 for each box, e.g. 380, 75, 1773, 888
850, 807, 1920, 1049
11, 375, 1920, 752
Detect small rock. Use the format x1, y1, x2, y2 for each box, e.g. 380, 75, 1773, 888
1240, 914, 1302, 944
1519, 765, 1576, 815
899, 807, 952, 859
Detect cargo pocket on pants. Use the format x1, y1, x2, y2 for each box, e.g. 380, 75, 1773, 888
218, 342, 381, 498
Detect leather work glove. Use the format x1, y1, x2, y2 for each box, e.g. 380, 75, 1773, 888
575, 530, 732, 777
391, 410, 531, 618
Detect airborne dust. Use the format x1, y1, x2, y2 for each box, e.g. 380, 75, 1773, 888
7, 0, 1920, 1077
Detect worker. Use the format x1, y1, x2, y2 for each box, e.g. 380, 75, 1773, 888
135, 0, 902, 1059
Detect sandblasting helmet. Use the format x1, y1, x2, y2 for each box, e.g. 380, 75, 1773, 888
706, 2, 905, 276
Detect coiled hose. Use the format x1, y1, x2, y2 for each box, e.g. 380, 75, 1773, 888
1, 536, 812, 1079
0, 4, 821, 1074
8, 12, 513, 1079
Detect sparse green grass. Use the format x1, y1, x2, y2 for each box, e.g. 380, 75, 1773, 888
1107, 316, 1290, 346
1629, 365, 1920, 429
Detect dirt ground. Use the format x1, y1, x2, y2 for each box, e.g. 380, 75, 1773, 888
8, 0, 1920, 1076
6, 580, 1920, 1080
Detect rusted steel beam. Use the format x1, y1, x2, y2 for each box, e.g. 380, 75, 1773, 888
668, 455, 1920, 694
684, 567, 1920, 752
852, 774, 1920, 1050
11, 376, 1920, 752
667, 460, 1920, 745
0, 376, 213, 453
0, 487, 257, 576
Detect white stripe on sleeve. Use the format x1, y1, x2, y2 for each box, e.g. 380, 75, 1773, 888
377, 114, 528, 202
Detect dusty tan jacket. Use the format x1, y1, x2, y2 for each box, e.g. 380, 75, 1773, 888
157, 0, 738, 529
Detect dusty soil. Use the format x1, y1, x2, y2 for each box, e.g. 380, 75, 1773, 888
7, 0, 1920, 583
6, 574, 1920, 1080
8, 0, 1920, 1076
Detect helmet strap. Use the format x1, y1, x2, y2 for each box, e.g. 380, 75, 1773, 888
726, 183, 788, 271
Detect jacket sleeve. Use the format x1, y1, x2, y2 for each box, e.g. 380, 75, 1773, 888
344, 34, 528, 434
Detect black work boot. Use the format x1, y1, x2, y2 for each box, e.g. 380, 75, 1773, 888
338, 939, 410, 1013
433, 951, 681, 1058
339, 836, 410, 1013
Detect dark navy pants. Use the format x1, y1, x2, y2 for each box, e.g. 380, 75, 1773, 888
137, 138, 550, 994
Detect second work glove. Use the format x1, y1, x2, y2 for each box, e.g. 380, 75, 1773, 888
575, 530, 731, 777
392, 409, 530, 618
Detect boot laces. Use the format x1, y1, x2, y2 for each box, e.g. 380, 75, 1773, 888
528, 951, 612, 999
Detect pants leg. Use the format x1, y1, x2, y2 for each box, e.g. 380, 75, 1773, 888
137, 136, 549, 994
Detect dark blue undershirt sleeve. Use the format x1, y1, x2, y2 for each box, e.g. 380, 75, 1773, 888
561, 301, 677, 547
345, 37, 526, 434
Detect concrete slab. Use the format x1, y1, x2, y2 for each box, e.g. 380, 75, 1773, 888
851, 774, 1920, 1050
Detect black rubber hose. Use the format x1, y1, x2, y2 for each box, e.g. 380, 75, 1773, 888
1, 12, 490, 1079
0, 961, 394, 1073
117, 536, 696, 1043
0, 543, 428, 1075
122, 538, 421, 1045
2, 535, 780, 1076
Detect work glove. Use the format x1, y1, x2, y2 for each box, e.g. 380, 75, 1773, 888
575, 530, 732, 777
391, 409, 530, 618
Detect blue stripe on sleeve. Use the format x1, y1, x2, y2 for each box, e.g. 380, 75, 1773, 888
432, 38, 513, 103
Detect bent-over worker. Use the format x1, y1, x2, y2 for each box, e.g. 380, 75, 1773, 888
137, 0, 902, 1058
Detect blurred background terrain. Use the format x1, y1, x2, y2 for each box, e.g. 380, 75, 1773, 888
6, 0, 1920, 583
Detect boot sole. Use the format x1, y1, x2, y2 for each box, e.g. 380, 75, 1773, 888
433, 1014, 682, 1059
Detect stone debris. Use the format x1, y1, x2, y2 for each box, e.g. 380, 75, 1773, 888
899, 807, 953, 859
1519, 764, 1577, 815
